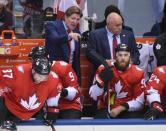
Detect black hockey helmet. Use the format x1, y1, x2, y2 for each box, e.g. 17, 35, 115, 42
115, 44, 130, 53
32, 57, 52, 75
29, 46, 48, 60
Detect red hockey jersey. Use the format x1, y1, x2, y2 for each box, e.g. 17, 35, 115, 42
91, 64, 145, 111
145, 66, 166, 111
51, 61, 82, 111
0, 64, 62, 120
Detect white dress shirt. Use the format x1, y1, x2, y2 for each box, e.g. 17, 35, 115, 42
106, 27, 121, 59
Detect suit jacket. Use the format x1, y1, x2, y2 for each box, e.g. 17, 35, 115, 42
45, 20, 81, 84
86, 27, 140, 70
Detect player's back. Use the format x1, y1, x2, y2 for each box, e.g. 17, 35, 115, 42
51, 61, 78, 87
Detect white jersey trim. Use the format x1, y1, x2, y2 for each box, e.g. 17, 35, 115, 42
65, 87, 78, 100
47, 93, 61, 107
127, 92, 144, 111
89, 84, 104, 101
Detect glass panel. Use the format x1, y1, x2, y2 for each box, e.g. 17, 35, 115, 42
13, 0, 55, 39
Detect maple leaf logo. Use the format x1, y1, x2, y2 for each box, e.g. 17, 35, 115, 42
20, 94, 41, 110
114, 81, 128, 98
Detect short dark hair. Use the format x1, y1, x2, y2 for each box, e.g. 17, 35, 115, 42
104, 5, 121, 19
65, 6, 83, 18
104, 5, 124, 23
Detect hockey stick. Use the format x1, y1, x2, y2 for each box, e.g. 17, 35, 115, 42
103, 81, 111, 118
106, 82, 116, 118
48, 121, 56, 131
105, 81, 111, 118
43, 104, 56, 131
43, 115, 56, 131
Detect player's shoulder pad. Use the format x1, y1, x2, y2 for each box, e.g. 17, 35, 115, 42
135, 66, 144, 72
132, 65, 144, 80
50, 71, 59, 79
52, 60, 68, 66
155, 66, 166, 75
17, 65, 25, 73
152, 66, 166, 84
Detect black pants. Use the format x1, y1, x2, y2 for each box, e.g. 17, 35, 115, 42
95, 108, 145, 119
0, 97, 20, 123
58, 109, 82, 119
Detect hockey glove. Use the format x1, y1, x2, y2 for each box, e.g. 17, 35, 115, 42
99, 67, 113, 83
60, 88, 68, 97
144, 101, 164, 120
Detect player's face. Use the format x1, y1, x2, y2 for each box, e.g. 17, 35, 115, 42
115, 51, 130, 71
65, 13, 80, 30
32, 70, 49, 84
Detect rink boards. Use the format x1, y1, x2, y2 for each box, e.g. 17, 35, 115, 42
17, 119, 166, 131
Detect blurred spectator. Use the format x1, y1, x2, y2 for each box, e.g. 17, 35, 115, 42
143, 1, 166, 36
53, 0, 86, 19
91, 5, 133, 33
6, 0, 12, 13
43, 7, 55, 22
45, 6, 82, 84
89, 44, 145, 119
0, 0, 13, 35
153, 30, 166, 66
144, 66, 166, 120
19, 0, 44, 38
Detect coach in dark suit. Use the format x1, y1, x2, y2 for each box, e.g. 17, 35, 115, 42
86, 12, 140, 76
45, 6, 82, 84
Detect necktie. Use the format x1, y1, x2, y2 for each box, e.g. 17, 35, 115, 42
67, 29, 72, 64
112, 34, 117, 59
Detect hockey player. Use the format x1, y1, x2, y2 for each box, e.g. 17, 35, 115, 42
28, 46, 82, 119
0, 57, 62, 130
144, 66, 166, 120
89, 44, 145, 118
